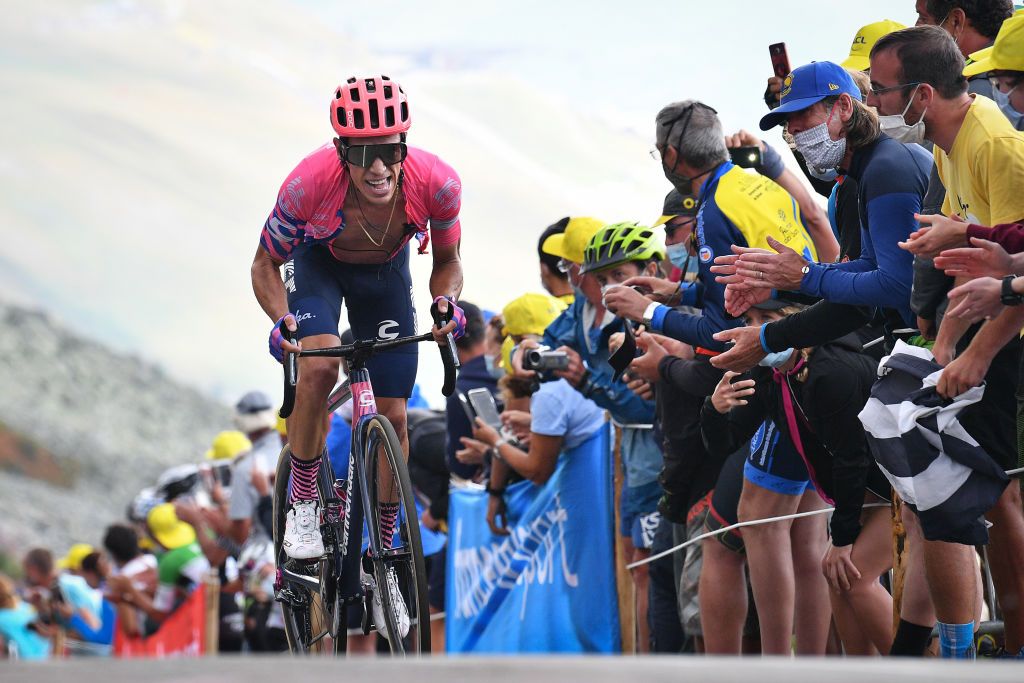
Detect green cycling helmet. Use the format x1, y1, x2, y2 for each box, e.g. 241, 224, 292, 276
580, 221, 665, 274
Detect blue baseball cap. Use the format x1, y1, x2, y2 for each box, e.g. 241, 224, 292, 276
759, 61, 862, 131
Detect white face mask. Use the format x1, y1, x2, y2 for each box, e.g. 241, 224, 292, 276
600, 283, 621, 307
994, 85, 1023, 128
793, 106, 847, 176
759, 348, 795, 368
878, 84, 928, 144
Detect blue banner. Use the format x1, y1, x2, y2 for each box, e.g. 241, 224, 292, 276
445, 426, 620, 653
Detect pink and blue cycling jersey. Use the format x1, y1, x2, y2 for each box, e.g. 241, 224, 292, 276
260, 143, 462, 262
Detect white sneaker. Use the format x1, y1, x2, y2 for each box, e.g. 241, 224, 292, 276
283, 501, 324, 560
361, 563, 410, 641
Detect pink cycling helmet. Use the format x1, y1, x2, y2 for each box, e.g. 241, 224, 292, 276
330, 75, 411, 138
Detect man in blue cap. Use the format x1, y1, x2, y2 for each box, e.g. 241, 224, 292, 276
712, 61, 932, 370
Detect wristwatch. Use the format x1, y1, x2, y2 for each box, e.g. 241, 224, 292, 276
642, 301, 661, 329
800, 262, 811, 276
1001, 275, 1023, 306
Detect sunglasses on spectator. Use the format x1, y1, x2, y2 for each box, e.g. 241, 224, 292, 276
664, 217, 696, 240
867, 81, 922, 98
653, 102, 719, 160
340, 142, 408, 168
989, 76, 1021, 93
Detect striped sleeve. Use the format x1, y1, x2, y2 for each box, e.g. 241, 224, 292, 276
259, 159, 312, 261
427, 157, 462, 247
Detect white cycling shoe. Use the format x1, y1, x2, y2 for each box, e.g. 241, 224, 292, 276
361, 563, 410, 641
282, 500, 324, 560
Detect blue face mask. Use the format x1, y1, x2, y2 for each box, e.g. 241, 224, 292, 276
483, 354, 504, 379
807, 165, 838, 182
666, 242, 698, 273
994, 86, 1023, 129
759, 348, 795, 368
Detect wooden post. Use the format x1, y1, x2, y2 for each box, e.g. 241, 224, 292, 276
891, 491, 907, 631
612, 424, 636, 654
204, 572, 220, 656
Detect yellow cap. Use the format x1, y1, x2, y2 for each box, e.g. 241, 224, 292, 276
540, 217, 605, 265
58, 543, 95, 571
205, 430, 252, 461
146, 503, 197, 550
964, 13, 1024, 76
501, 293, 568, 337
841, 19, 906, 71
499, 334, 516, 374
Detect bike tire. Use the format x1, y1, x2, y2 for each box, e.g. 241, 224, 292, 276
272, 446, 345, 655
361, 415, 431, 654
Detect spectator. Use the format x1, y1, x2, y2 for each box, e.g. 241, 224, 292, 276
445, 301, 497, 481
22, 548, 101, 637
876, 24, 1024, 658
102, 524, 157, 638
701, 299, 896, 655
906, 0, 1012, 365
229, 391, 282, 547
114, 504, 210, 626
538, 218, 576, 304
0, 573, 50, 660
710, 60, 931, 368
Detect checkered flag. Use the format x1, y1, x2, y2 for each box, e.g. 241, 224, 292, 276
858, 341, 1009, 545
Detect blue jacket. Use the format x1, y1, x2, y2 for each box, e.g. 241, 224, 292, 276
542, 296, 655, 425
799, 135, 931, 325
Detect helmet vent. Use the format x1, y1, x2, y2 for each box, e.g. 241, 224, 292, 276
337, 107, 346, 126
365, 78, 377, 93
353, 108, 365, 129
384, 84, 393, 98
349, 87, 360, 103
384, 106, 395, 127
369, 99, 380, 128
400, 102, 409, 122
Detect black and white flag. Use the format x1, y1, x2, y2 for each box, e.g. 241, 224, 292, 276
858, 341, 1009, 545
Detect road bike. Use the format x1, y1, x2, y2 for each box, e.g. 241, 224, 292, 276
272, 306, 457, 654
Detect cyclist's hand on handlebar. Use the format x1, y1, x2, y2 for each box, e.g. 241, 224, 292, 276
431, 295, 467, 343
269, 314, 300, 362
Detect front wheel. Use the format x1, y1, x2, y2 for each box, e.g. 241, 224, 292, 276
360, 415, 431, 654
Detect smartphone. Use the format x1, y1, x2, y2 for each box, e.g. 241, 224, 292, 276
457, 391, 476, 424
769, 42, 790, 79
730, 146, 763, 169
467, 388, 502, 431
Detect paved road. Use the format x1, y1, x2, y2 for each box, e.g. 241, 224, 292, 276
6, 656, 1023, 683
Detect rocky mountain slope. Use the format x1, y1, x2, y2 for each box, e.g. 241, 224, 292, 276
0, 300, 231, 554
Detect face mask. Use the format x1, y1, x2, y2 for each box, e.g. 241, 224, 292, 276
483, 354, 503, 379
666, 242, 698, 273
994, 86, 1023, 128
793, 105, 847, 176
878, 85, 928, 144
600, 283, 621, 307
759, 348, 795, 368
663, 165, 696, 196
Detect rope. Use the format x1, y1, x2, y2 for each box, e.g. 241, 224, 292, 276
628, 466, 1024, 570
626, 503, 888, 570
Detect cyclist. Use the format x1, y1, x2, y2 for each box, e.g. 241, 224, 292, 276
251, 75, 465, 566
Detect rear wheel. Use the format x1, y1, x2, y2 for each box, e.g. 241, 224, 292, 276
361, 415, 431, 654
272, 447, 345, 655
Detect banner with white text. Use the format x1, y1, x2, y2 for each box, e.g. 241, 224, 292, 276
446, 426, 619, 653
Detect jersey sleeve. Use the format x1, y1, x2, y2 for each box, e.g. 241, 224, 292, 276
426, 157, 462, 247
260, 158, 314, 262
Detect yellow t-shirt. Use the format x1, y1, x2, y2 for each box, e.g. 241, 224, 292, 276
936, 95, 1024, 225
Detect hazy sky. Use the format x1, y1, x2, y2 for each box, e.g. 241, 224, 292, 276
300, 0, 918, 149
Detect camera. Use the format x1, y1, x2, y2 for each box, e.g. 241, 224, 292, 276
523, 347, 570, 372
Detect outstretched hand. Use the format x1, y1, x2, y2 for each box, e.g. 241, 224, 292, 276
934, 238, 1012, 279
710, 325, 767, 373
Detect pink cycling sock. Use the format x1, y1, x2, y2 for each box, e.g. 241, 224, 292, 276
289, 454, 322, 505
379, 502, 401, 549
